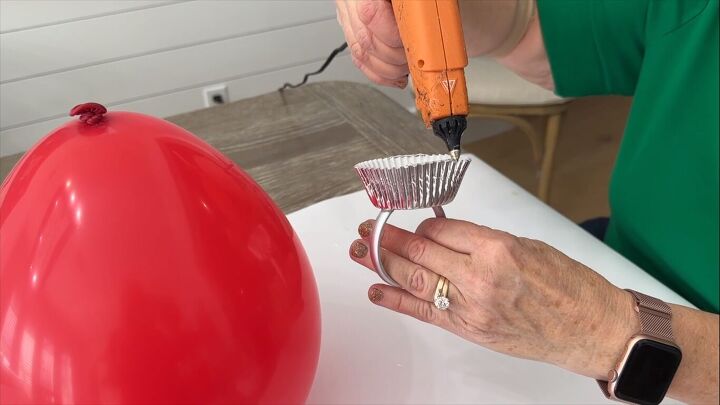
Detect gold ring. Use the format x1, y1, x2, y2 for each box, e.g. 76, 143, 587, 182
433, 276, 450, 310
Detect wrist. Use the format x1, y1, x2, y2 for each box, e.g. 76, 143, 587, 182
589, 288, 639, 379
562, 285, 639, 380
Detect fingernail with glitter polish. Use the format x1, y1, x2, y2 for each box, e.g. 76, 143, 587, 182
369, 287, 383, 303
358, 220, 373, 238
350, 240, 368, 258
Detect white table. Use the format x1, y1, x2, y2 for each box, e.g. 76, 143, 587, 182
289, 155, 690, 404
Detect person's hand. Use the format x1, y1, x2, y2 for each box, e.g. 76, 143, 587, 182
335, 0, 409, 88
349, 218, 636, 379
335, 0, 555, 91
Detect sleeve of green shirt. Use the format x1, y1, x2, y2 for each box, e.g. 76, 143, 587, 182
536, 0, 711, 97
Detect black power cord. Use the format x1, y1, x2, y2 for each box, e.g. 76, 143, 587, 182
279, 42, 348, 91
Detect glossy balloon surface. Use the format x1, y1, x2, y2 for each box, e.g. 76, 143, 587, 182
0, 111, 321, 403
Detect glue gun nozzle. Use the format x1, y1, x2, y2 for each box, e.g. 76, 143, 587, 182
431, 116, 466, 162
449, 149, 460, 161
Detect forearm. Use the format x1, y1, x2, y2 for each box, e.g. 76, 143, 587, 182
459, 0, 554, 91
459, 0, 520, 57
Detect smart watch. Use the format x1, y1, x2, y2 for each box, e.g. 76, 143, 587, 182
598, 289, 682, 405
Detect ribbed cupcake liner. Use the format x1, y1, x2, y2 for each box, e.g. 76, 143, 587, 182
354, 154, 470, 210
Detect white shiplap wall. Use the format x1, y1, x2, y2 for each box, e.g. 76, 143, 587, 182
0, 0, 414, 157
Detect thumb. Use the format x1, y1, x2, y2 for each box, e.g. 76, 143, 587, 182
357, 0, 403, 48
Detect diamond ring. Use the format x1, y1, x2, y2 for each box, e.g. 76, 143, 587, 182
434, 276, 450, 310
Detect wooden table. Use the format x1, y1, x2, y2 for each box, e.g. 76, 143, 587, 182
1, 82, 443, 213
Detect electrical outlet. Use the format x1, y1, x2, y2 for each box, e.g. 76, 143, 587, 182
203, 84, 229, 107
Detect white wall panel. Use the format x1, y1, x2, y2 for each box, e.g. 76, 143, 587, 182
0, 55, 414, 156
1, 1, 336, 82
0, 1, 175, 33
0, 1, 448, 158
1, 19, 347, 129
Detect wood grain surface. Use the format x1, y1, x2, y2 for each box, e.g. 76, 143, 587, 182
1, 82, 445, 213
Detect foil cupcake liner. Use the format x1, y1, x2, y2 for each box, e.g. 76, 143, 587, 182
354, 154, 471, 210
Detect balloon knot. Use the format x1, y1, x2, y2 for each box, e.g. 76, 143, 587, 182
70, 102, 107, 125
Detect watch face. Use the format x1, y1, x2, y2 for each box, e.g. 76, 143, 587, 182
615, 339, 682, 405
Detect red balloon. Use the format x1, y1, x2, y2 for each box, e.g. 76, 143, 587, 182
0, 105, 321, 403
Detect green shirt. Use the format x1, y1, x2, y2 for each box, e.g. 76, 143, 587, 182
537, 0, 719, 312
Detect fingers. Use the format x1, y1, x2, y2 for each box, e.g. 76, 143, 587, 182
349, 0, 407, 66
356, 220, 470, 283
356, 0, 403, 47
362, 30, 408, 66
336, 0, 408, 86
367, 284, 455, 329
357, 52, 408, 82
414, 218, 490, 254
350, 239, 463, 304
352, 54, 407, 89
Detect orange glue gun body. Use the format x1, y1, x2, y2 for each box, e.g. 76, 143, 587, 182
392, 0, 469, 158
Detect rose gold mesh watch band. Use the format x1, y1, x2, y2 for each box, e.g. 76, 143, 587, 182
597, 289, 676, 399
626, 289, 675, 341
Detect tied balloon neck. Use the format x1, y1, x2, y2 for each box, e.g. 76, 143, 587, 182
70, 102, 107, 126
432, 116, 466, 161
